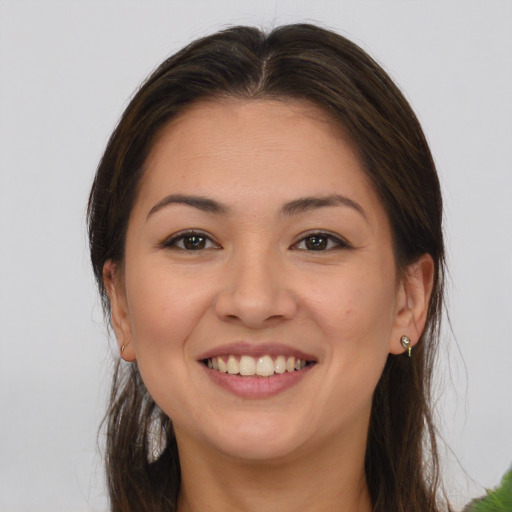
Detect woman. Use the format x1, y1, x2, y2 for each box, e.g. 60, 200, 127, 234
87, 24, 448, 511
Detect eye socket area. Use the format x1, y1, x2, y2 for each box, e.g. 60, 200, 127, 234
291, 232, 351, 251
159, 229, 351, 252
160, 230, 221, 251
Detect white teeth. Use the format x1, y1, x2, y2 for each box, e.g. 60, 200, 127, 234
274, 355, 286, 374
218, 358, 227, 373
227, 355, 239, 374
256, 355, 274, 377
206, 354, 311, 376
239, 355, 256, 375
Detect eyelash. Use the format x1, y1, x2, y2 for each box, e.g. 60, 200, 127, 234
160, 230, 351, 252
291, 232, 351, 251
160, 231, 220, 251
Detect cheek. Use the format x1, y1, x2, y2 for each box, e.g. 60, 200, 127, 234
308, 267, 396, 349
307, 270, 395, 427
123, 266, 213, 419
125, 263, 213, 357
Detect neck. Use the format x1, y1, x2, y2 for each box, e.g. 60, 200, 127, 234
176, 429, 372, 512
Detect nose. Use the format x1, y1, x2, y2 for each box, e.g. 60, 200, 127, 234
213, 248, 298, 329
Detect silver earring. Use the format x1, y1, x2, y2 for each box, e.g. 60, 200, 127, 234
121, 345, 125, 354
400, 335, 412, 357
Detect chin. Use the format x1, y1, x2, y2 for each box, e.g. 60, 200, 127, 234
196, 414, 315, 462
212, 435, 305, 463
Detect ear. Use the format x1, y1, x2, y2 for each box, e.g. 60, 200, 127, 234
103, 260, 136, 362
388, 254, 435, 355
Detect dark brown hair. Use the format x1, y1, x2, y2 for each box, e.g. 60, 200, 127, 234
88, 24, 447, 512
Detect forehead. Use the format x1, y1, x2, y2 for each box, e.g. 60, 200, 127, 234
136, 98, 387, 227
151, 97, 350, 155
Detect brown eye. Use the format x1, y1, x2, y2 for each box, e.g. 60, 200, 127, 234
305, 235, 328, 250
183, 234, 207, 250
162, 231, 220, 251
293, 232, 349, 251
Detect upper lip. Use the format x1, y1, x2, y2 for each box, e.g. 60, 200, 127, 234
197, 342, 317, 362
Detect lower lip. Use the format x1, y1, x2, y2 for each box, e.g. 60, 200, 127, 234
201, 363, 315, 399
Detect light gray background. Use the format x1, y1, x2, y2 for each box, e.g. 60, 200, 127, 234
1, 1, 511, 511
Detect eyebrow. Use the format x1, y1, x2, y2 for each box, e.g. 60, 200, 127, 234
146, 193, 367, 222
147, 194, 229, 220
280, 195, 368, 222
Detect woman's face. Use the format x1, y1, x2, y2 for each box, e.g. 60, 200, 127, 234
107, 99, 424, 462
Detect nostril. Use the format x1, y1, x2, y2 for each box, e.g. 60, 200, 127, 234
214, 288, 298, 328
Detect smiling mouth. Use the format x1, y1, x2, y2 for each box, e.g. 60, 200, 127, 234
203, 355, 315, 377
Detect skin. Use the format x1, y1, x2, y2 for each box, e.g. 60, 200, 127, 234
105, 99, 434, 512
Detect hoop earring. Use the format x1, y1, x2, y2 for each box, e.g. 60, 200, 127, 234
400, 335, 412, 357
121, 345, 125, 354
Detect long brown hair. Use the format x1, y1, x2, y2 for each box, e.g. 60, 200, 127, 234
88, 24, 448, 512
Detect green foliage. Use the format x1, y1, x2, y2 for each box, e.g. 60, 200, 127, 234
471, 470, 512, 512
